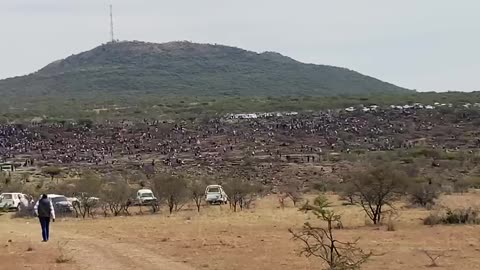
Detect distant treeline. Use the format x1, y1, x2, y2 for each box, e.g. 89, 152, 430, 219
1, 91, 480, 122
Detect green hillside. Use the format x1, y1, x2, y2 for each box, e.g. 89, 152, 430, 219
0, 41, 410, 99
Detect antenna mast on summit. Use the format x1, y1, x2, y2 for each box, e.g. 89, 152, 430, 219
109, 4, 115, 43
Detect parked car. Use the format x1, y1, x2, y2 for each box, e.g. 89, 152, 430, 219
69, 193, 100, 207
67, 197, 79, 206
205, 185, 228, 204
47, 194, 74, 213
136, 189, 157, 206
0, 193, 30, 211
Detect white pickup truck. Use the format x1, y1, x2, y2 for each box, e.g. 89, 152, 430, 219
136, 189, 157, 206
205, 185, 228, 205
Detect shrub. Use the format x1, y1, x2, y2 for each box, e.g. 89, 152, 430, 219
444, 208, 480, 224
42, 166, 62, 182
13, 204, 35, 218
410, 148, 441, 159
151, 174, 189, 214
423, 208, 480, 225
73, 172, 103, 218
278, 183, 304, 206
223, 178, 263, 212
342, 164, 407, 224
423, 212, 443, 226
190, 178, 210, 212
385, 211, 399, 231
289, 196, 371, 270
453, 177, 480, 193
408, 182, 439, 207
101, 180, 133, 216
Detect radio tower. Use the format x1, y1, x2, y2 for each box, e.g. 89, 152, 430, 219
109, 4, 115, 43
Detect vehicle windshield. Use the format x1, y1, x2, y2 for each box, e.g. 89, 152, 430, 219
1, 194, 12, 200
51, 197, 67, 203
141, 193, 153, 198
0, 194, 13, 200
207, 187, 220, 193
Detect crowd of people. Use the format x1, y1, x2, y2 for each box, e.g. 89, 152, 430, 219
0, 107, 476, 169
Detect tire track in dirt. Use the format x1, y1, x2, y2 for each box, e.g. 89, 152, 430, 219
0, 216, 195, 270
63, 233, 196, 270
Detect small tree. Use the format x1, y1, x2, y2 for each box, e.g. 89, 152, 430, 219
339, 182, 356, 205
42, 166, 62, 183
152, 174, 189, 214
289, 196, 371, 270
408, 181, 439, 207
190, 179, 207, 213
279, 182, 304, 206
102, 180, 133, 216
223, 178, 261, 212
73, 172, 102, 218
242, 182, 263, 210
343, 164, 407, 225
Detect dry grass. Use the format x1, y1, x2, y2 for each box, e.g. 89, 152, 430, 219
55, 241, 72, 264
55, 254, 72, 264
2, 192, 480, 269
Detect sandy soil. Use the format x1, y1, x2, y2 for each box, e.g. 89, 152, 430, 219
2, 194, 480, 270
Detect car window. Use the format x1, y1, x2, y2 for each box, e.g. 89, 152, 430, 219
2, 194, 12, 199
52, 197, 67, 203
207, 187, 220, 193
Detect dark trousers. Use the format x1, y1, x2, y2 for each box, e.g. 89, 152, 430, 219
38, 217, 50, 241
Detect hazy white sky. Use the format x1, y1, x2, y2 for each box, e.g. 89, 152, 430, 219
1, 0, 479, 92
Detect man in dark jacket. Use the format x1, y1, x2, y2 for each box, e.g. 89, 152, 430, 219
33, 194, 56, 242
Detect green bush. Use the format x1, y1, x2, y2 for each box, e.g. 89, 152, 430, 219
410, 148, 441, 159
452, 177, 480, 193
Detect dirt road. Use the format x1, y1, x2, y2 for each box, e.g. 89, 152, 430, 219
0, 214, 195, 270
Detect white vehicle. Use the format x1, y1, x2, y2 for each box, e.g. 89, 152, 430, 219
69, 193, 100, 206
46, 194, 74, 212
205, 185, 228, 205
136, 189, 157, 205
0, 193, 29, 211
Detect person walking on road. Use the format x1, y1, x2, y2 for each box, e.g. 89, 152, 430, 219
34, 194, 56, 242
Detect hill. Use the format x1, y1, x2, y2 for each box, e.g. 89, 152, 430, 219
0, 41, 410, 99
